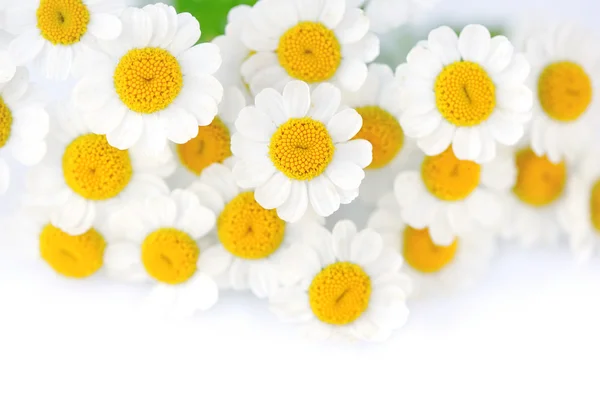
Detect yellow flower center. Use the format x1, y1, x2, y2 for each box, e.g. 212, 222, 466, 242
277, 22, 342, 83
309, 262, 372, 326
590, 180, 600, 232
402, 226, 458, 274
62, 134, 133, 201
39, 224, 105, 279
538, 61, 592, 122
176, 117, 232, 175
435, 61, 496, 127
217, 192, 286, 260
36, 0, 90, 45
353, 106, 404, 170
513, 148, 566, 207
421, 147, 481, 201
114, 48, 183, 114
141, 228, 199, 285
269, 117, 335, 180
0, 97, 12, 149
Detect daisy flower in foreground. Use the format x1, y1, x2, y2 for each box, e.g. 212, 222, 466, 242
188, 161, 324, 298
368, 194, 494, 297
104, 190, 219, 317
394, 146, 515, 246
524, 23, 600, 163
343, 63, 419, 204
25, 102, 175, 235
170, 87, 245, 188
73, 3, 223, 153
0, 67, 49, 194
348, 0, 440, 34
400, 25, 532, 162
270, 220, 411, 341
241, 0, 379, 94
232, 80, 372, 222
4, 0, 125, 80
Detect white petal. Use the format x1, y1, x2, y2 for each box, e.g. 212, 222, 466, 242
104, 242, 146, 282
72, 72, 113, 112
254, 173, 292, 209
232, 158, 276, 188
277, 180, 308, 222
325, 159, 365, 190
334, 8, 369, 43
350, 228, 383, 264
458, 24, 491, 63
172, 189, 216, 238
9, 30, 44, 65
89, 13, 122, 40
484, 36, 513, 74
186, 73, 224, 103
0, 51, 16, 83
428, 26, 460, 65
126, 7, 153, 48
10, 138, 46, 166
334, 140, 372, 169
331, 219, 358, 261
174, 274, 219, 315
327, 108, 363, 143
229, 259, 250, 290
452, 127, 482, 161
319, 0, 345, 29
400, 110, 442, 139
496, 86, 533, 114
417, 121, 454, 156
308, 83, 341, 124
182, 92, 219, 127
106, 113, 143, 150
198, 245, 233, 278
85, 98, 127, 136
255, 88, 288, 126
429, 211, 455, 246
168, 13, 201, 56
335, 58, 367, 91
235, 106, 276, 142
406, 46, 443, 80
283, 80, 311, 118
180, 43, 222, 76
51, 195, 96, 236
484, 111, 524, 146
308, 175, 340, 217
494, 54, 530, 86
248, 263, 280, 298
230, 133, 269, 160
0, 158, 9, 194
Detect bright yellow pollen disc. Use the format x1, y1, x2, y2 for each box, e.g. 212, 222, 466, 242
141, 228, 199, 285
277, 22, 342, 83
269, 117, 335, 180
37, 0, 90, 45
589, 180, 600, 232
218, 192, 286, 260
538, 61, 592, 122
403, 227, 457, 274
62, 134, 133, 201
114, 48, 183, 114
39, 224, 105, 279
309, 262, 372, 326
177, 117, 232, 175
435, 61, 496, 127
513, 148, 566, 207
0, 97, 12, 149
421, 147, 481, 201
354, 106, 404, 170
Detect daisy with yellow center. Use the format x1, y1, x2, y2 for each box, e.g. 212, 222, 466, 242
525, 23, 600, 163
348, 0, 440, 34
240, 0, 379, 94
4, 0, 124, 80
399, 25, 533, 163
0, 67, 49, 195
368, 193, 495, 297
270, 220, 411, 341
72, 4, 223, 153
394, 146, 515, 245
103, 190, 219, 317
343, 63, 419, 204
187, 162, 323, 298
231, 80, 372, 222
24, 102, 175, 235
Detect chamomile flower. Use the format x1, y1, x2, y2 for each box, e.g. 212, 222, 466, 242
394, 146, 515, 246
25, 102, 175, 235
0, 67, 49, 194
187, 161, 323, 298
170, 87, 245, 188
525, 23, 600, 163
400, 25, 532, 162
104, 189, 220, 317
500, 144, 567, 247
4, 0, 125, 80
348, 0, 440, 34
72, 4, 223, 153
231, 80, 372, 222
343, 63, 419, 204
241, 0, 379, 94
270, 220, 411, 341
368, 193, 494, 297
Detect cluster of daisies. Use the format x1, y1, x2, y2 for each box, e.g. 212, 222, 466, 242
0, 0, 598, 342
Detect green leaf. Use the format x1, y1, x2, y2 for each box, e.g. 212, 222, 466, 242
173, 0, 258, 42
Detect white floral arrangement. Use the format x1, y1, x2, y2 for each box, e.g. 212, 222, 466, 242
0, 0, 598, 342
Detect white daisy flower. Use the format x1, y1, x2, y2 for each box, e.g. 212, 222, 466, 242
231, 80, 373, 222
72, 3, 223, 153
524, 23, 600, 163
500, 144, 567, 247
343, 63, 419, 204
400, 25, 533, 163
104, 189, 220, 317
187, 161, 324, 298
169, 87, 246, 188
394, 145, 515, 246
368, 193, 495, 297
270, 219, 411, 342
25, 101, 175, 235
3, 0, 125, 80
348, 0, 440, 34
0, 67, 49, 194
241, 0, 379, 94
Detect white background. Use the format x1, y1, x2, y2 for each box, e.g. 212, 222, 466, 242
2, 0, 600, 398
